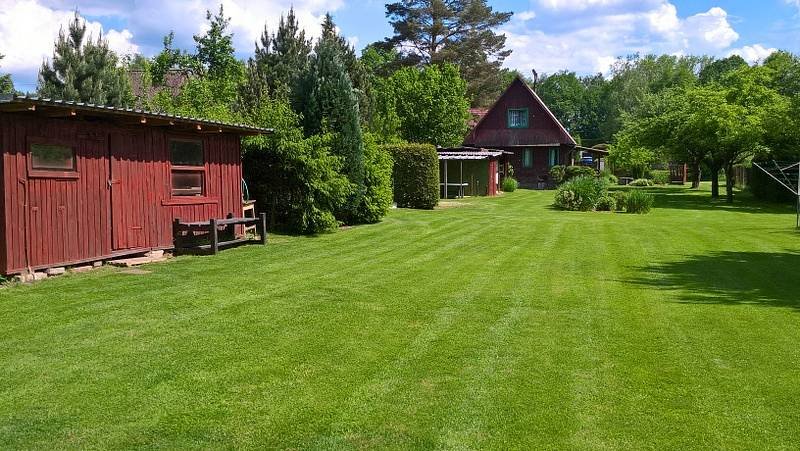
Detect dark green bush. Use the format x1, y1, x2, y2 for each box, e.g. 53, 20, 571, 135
650, 170, 670, 185
750, 167, 796, 202
549, 165, 566, 184
565, 165, 597, 181
554, 176, 606, 211
502, 177, 518, 192
351, 133, 394, 224
244, 134, 352, 234
600, 169, 618, 185
630, 178, 655, 187
595, 194, 616, 211
612, 191, 628, 211
383, 143, 439, 209
626, 189, 655, 214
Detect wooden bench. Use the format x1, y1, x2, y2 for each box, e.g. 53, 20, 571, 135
173, 213, 267, 255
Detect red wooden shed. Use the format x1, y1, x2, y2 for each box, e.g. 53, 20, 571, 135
0, 95, 271, 275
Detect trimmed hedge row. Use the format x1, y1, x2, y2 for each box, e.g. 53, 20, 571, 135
382, 143, 439, 209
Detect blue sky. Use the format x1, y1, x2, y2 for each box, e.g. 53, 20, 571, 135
1, 0, 799, 92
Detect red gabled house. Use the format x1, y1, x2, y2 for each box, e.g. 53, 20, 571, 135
465, 76, 577, 189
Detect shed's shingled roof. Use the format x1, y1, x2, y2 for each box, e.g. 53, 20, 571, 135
0, 94, 272, 136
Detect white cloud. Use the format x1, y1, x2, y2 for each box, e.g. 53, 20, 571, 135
728, 44, 777, 63
0, 0, 138, 89
502, 1, 755, 75
517, 10, 537, 21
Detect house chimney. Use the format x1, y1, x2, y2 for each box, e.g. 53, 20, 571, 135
531, 69, 539, 92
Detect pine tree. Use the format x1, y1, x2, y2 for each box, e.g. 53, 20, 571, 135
301, 36, 365, 220
242, 8, 311, 111
0, 54, 14, 94
37, 12, 132, 106
382, 0, 512, 106
319, 14, 372, 124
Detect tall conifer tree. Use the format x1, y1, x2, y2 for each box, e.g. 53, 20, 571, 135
38, 12, 132, 106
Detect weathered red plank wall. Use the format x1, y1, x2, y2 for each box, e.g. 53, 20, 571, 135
0, 113, 242, 274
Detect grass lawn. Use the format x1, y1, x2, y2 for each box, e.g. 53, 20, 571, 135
1, 185, 799, 449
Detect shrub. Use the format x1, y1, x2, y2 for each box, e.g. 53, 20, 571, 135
243, 134, 351, 234
352, 133, 394, 224
564, 165, 597, 181
630, 178, 655, 187
554, 176, 606, 211
626, 189, 655, 214
650, 170, 670, 185
383, 143, 439, 209
600, 169, 618, 185
502, 177, 518, 192
595, 194, 616, 211
549, 165, 566, 184
612, 191, 628, 211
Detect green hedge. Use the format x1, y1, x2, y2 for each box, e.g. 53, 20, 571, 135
382, 143, 439, 209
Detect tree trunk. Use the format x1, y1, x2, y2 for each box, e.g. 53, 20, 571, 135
690, 161, 701, 189
710, 167, 720, 199
725, 164, 735, 203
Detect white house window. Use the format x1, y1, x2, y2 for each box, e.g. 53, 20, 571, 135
507, 108, 529, 128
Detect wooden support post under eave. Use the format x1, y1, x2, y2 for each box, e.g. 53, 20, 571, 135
459, 160, 463, 198
444, 160, 448, 199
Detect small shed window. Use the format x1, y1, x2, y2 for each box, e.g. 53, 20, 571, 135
548, 148, 558, 167
522, 149, 533, 168
507, 108, 528, 128
169, 139, 204, 196
31, 143, 75, 171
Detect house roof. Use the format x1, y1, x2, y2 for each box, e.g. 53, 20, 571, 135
0, 94, 273, 136
465, 76, 576, 147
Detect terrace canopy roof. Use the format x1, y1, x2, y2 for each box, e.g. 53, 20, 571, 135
437, 146, 511, 160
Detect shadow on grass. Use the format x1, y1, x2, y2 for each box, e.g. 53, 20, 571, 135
628, 251, 800, 310
636, 186, 796, 215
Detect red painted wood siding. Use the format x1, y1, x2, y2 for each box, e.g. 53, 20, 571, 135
465, 77, 574, 147
0, 113, 242, 274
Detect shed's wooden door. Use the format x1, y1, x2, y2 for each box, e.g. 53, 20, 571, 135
25, 135, 110, 268
110, 133, 149, 251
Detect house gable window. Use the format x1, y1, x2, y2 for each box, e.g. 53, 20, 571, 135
507, 108, 529, 129
522, 149, 533, 168
170, 139, 205, 196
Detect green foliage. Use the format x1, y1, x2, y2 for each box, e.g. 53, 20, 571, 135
549, 165, 566, 184
626, 189, 655, 214
699, 55, 748, 85
194, 5, 239, 80
383, 143, 439, 209
630, 178, 654, 187
243, 132, 351, 234
243, 7, 311, 109
150, 32, 198, 85
37, 12, 132, 106
565, 165, 597, 181
595, 194, 616, 212
537, 71, 584, 133
612, 191, 628, 211
353, 133, 394, 224
600, 169, 618, 185
377, 64, 469, 147
0, 54, 14, 94
554, 176, 606, 211
502, 177, 518, 192
650, 170, 670, 185
383, 0, 512, 106
301, 33, 366, 223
